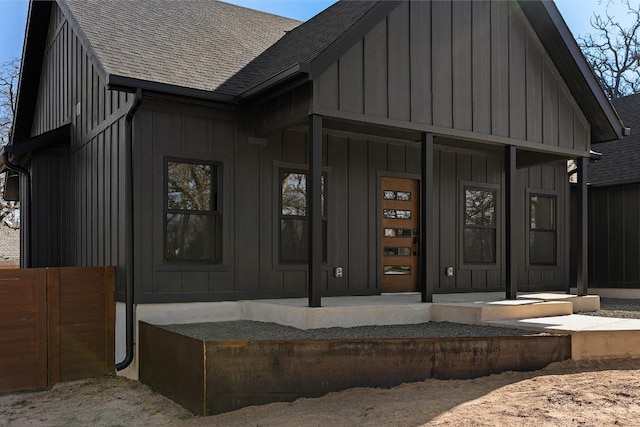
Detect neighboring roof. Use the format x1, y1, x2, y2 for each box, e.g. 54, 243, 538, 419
588, 93, 640, 186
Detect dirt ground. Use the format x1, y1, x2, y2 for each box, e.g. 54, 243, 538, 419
2, 358, 640, 426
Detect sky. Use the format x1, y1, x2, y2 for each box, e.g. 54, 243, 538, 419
0, 0, 636, 69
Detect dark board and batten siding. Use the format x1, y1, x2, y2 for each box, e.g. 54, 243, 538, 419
132, 98, 427, 302
261, 130, 423, 297
134, 100, 237, 302
432, 147, 504, 291
516, 163, 571, 291
313, 0, 590, 156
589, 184, 640, 288
28, 3, 131, 294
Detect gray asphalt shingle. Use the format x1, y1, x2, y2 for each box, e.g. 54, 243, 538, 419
63, 0, 379, 97
64, 0, 302, 95
589, 93, 640, 186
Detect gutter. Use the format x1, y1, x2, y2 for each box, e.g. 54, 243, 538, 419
116, 88, 143, 372
0, 150, 30, 268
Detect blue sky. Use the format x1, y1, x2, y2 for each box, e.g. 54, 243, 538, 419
0, 0, 635, 67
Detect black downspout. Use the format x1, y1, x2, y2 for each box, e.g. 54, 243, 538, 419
1, 153, 31, 268
116, 88, 142, 371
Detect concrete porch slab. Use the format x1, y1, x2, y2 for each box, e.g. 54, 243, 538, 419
245, 294, 431, 329
247, 293, 576, 329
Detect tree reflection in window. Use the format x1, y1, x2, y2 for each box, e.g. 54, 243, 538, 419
463, 188, 496, 264
280, 170, 326, 262
165, 160, 221, 263
529, 194, 557, 265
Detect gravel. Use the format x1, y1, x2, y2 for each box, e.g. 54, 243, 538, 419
162, 321, 541, 341
583, 297, 640, 319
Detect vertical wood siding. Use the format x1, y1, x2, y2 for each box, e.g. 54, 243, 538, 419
515, 163, 570, 290
589, 184, 640, 288
134, 101, 237, 302
315, 0, 590, 153
28, 4, 131, 296
432, 148, 504, 291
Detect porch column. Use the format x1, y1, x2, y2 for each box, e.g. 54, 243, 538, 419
308, 114, 323, 307
420, 132, 434, 303
505, 145, 517, 300
576, 156, 588, 296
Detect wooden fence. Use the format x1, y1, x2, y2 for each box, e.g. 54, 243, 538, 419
0, 266, 115, 393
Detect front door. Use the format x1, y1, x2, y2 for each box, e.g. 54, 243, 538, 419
380, 177, 419, 292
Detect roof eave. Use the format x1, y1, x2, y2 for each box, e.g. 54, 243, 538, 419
11, 0, 54, 145
237, 63, 310, 103
106, 75, 238, 105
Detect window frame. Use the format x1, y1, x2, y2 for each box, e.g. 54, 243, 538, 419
459, 181, 500, 270
276, 165, 328, 266
527, 190, 559, 269
163, 157, 223, 264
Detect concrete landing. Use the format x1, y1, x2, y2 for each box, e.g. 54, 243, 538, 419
488, 315, 640, 360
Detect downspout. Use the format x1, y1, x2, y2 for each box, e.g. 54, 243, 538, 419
1, 152, 31, 268
116, 88, 142, 371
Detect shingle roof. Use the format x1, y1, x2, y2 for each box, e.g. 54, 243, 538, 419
217, 1, 379, 95
62, 0, 381, 97
63, 0, 302, 95
588, 93, 640, 186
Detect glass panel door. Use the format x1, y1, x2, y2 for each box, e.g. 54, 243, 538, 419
381, 177, 419, 292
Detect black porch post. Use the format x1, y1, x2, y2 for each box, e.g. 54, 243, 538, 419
505, 145, 517, 300
420, 132, 434, 303
308, 114, 323, 307
576, 156, 588, 296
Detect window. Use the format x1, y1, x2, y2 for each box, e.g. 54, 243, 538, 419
164, 159, 222, 263
529, 194, 556, 265
463, 187, 497, 264
279, 169, 326, 263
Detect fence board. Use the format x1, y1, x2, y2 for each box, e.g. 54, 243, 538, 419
49, 266, 115, 382
0, 268, 48, 393
0, 266, 114, 393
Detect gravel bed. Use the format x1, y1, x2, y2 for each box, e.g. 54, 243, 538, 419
161, 298, 640, 340
582, 298, 640, 319
162, 321, 540, 341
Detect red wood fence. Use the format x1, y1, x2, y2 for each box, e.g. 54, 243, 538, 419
0, 266, 115, 393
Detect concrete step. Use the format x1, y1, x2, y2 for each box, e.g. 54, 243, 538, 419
518, 293, 600, 313
430, 300, 574, 325
488, 315, 640, 360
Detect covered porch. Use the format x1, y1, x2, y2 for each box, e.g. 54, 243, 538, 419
263, 112, 592, 307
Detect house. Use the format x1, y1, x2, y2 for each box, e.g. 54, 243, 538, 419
0, 0, 625, 372
0, 226, 20, 268
587, 93, 639, 289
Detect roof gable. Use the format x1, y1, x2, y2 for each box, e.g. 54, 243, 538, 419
11, 0, 625, 147
517, 0, 624, 143
61, 0, 301, 96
